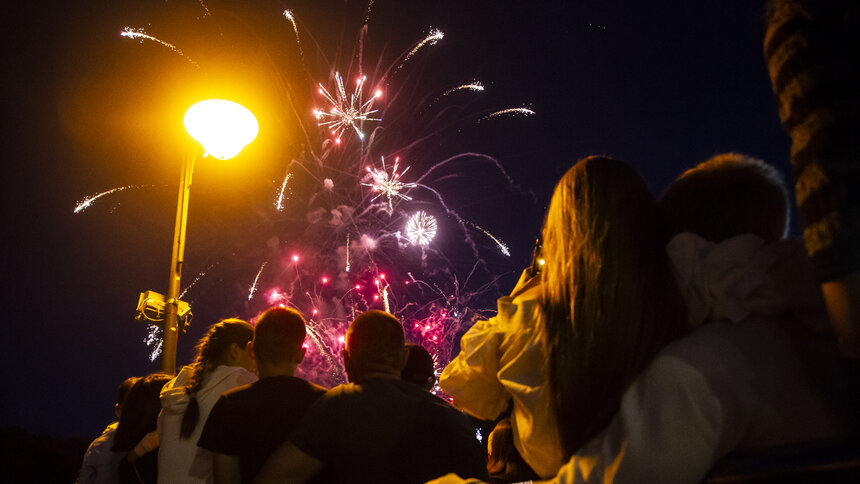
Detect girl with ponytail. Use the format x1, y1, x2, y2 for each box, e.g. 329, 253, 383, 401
157, 318, 257, 483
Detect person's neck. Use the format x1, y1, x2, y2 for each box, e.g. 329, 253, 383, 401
258, 362, 298, 380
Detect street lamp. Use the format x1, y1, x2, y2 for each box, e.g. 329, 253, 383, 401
159, 99, 258, 375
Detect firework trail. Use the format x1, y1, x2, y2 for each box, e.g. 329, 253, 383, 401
145, 326, 163, 362
282, 10, 303, 58
442, 82, 485, 96
478, 107, 535, 122
274, 172, 293, 211
74, 185, 146, 213
468, 222, 510, 256
248, 261, 268, 300
120, 27, 198, 66
397, 28, 444, 71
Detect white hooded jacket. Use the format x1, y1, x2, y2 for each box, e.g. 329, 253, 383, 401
157, 364, 257, 484
437, 233, 847, 484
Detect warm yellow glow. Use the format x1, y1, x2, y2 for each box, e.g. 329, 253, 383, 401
184, 99, 258, 160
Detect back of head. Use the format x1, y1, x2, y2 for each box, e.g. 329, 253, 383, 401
113, 373, 171, 451
402, 343, 435, 390
117, 376, 139, 411
659, 153, 789, 243
253, 306, 307, 365
345, 310, 405, 379
540, 156, 687, 457
181, 318, 254, 439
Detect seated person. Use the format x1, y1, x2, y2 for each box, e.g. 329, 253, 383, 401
198, 307, 327, 484
254, 310, 488, 484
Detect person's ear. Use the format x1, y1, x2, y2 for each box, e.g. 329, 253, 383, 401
229, 342, 242, 360
341, 348, 350, 369
296, 346, 307, 364
246, 341, 256, 360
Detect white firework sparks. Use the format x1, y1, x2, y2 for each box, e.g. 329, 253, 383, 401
282, 10, 302, 57
74, 186, 139, 213
362, 156, 417, 210
478, 107, 535, 122
313, 72, 381, 143
443, 82, 485, 96
400, 28, 444, 68
471, 223, 511, 256
274, 172, 293, 211
406, 211, 438, 246
120, 27, 197, 66
248, 261, 268, 300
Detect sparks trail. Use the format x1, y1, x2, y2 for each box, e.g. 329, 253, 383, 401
442, 82, 485, 97
396, 28, 444, 72
248, 261, 269, 301
478, 107, 535, 123
120, 27, 199, 66
74, 185, 149, 213
274, 172, 293, 211
468, 222, 510, 256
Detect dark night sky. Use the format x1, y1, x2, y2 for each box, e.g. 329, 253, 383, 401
2, 1, 790, 440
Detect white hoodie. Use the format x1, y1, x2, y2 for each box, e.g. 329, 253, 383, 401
157, 364, 257, 484
436, 233, 847, 484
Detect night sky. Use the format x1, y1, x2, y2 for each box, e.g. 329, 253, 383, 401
3, 0, 790, 440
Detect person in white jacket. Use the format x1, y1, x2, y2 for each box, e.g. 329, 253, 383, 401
440, 156, 688, 479
158, 318, 258, 484
433, 153, 852, 484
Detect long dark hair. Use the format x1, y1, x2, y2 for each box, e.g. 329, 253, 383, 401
112, 373, 171, 452
179, 318, 253, 439
540, 157, 687, 458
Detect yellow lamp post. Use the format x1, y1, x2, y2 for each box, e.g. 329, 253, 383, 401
160, 100, 258, 375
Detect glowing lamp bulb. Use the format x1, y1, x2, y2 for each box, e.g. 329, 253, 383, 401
184, 100, 258, 160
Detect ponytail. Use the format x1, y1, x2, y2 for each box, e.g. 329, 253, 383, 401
179, 318, 253, 439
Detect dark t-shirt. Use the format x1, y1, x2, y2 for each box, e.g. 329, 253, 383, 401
290, 378, 488, 484
198, 375, 326, 484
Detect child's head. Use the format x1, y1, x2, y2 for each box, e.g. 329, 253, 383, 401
659, 153, 789, 243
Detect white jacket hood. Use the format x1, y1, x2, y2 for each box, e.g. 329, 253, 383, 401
160, 365, 253, 414
667, 233, 825, 328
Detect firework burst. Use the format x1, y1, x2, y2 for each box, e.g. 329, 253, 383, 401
313, 72, 382, 143
405, 211, 438, 246
362, 156, 417, 211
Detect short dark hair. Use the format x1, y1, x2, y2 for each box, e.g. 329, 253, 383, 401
253, 306, 307, 365
659, 153, 789, 243
402, 343, 435, 389
346, 310, 405, 370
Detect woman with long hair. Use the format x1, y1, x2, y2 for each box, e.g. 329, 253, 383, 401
112, 373, 171, 484
440, 156, 687, 479
157, 318, 257, 483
